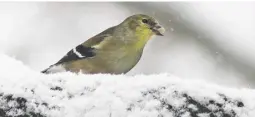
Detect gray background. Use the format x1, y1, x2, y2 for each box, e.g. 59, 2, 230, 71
0, 2, 254, 88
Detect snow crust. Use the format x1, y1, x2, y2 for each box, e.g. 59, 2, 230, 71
0, 54, 255, 117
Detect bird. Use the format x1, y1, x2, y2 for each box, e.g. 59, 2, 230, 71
42, 14, 165, 74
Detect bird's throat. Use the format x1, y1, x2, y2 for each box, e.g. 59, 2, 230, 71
134, 31, 153, 50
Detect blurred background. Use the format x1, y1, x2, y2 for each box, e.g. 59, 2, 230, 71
0, 2, 254, 88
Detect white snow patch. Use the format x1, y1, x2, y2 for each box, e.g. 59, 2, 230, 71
0, 54, 255, 117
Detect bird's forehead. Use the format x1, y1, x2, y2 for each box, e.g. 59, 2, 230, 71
139, 15, 155, 20
128, 14, 156, 21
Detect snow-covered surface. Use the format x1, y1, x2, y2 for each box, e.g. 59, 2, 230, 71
0, 54, 255, 117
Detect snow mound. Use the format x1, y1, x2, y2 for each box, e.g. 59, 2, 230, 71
0, 54, 254, 117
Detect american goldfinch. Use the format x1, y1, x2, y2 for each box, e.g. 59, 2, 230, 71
42, 14, 165, 74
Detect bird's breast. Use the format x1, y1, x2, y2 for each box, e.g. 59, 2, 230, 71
96, 48, 143, 74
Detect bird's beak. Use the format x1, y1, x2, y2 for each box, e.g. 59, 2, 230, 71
151, 24, 165, 36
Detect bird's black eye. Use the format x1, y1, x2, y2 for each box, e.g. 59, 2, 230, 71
142, 19, 148, 24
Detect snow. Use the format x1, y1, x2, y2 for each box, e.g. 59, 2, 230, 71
0, 54, 255, 117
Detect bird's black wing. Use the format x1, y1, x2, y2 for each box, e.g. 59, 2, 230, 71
41, 44, 96, 73
54, 44, 95, 65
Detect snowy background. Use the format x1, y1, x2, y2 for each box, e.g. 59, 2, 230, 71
0, 2, 255, 117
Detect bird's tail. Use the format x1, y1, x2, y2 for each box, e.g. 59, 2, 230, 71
41, 65, 65, 74
41, 68, 50, 74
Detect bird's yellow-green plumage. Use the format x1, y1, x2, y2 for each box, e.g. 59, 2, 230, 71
42, 14, 165, 74
134, 26, 154, 50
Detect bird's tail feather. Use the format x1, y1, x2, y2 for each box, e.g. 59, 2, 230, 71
41, 65, 65, 74
41, 68, 50, 74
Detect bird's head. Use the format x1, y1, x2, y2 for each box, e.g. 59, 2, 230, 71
121, 14, 165, 38
118, 14, 165, 50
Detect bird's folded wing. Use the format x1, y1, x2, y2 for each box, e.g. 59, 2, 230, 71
54, 27, 115, 65
54, 44, 95, 65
